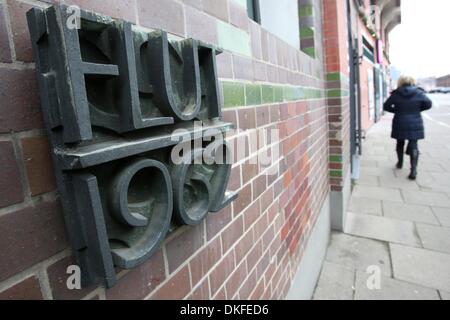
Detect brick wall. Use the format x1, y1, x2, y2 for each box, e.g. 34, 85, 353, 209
0, 0, 330, 299
298, 0, 323, 60
322, 0, 351, 192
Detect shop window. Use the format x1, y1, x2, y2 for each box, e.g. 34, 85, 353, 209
362, 36, 375, 63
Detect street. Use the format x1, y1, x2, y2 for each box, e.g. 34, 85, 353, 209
423, 94, 450, 128
313, 93, 450, 300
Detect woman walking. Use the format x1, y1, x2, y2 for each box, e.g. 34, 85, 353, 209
383, 76, 432, 180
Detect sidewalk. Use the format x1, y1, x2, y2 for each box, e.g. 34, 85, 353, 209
313, 110, 450, 300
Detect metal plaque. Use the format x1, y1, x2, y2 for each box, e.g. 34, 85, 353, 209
27, 4, 236, 288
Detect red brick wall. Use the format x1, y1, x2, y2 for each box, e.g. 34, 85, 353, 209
323, 0, 349, 75
322, 0, 351, 192
0, 0, 329, 299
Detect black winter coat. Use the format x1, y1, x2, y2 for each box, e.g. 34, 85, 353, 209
383, 85, 432, 140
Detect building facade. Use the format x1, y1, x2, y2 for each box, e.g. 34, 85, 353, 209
436, 74, 450, 88
0, 0, 399, 300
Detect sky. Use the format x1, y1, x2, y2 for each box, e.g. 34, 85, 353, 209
389, 0, 450, 78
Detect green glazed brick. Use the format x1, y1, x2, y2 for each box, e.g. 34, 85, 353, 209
330, 170, 343, 178
299, 4, 313, 17
329, 155, 343, 163
283, 86, 295, 101
245, 83, 262, 106
327, 72, 341, 81
282, 86, 290, 101
261, 85, 274, 104
327, 72, 350, 83
327, 89, 341, 98
303, 88, 309, 99
300, 27, 315, 39
302, 47, 316, 58
222, 81, 326, 108
304, 88, 313, 99
282, 86, 304, 101
222, 82, 245, 108
310, 89, 322, 99
292, 87, 304, 100
274, 86, 284, 102
327, 89, 349, 98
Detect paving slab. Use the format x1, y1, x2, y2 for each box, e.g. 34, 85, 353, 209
376, 160, 400, 170
345, 212, 421, 247
354, 270, 439, 300
379, 176, 420, 190
360, 160, 377, 167
326, 232, 392, 277
416, 172, 450, 193
429, 173, 450, 187
416, 224, 450, 254
349, 197, 383, 216
402, 189, 450, 208
417, 163, 446, 173
312, 261, 355, 300
352, 186, 403, 203
432, 207, 450, 227
364, 146, 388, 155
382, 201, 438, 225
415, 172, 437, 189
354, 175, 379, 187
390, 243, 450, 292
359, 167, 397, 178
419, 184, 450, 194
315, 110, 450, 300
362, 156, 391, 164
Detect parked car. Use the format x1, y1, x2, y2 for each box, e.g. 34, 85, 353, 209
428, 87, 446, 93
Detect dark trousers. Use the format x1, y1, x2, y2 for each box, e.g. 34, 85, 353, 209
397, 139, 418, 154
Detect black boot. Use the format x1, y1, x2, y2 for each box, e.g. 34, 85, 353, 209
405, 146, 410, 156
396, 145, 404, 169
408, 150, 419, 180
